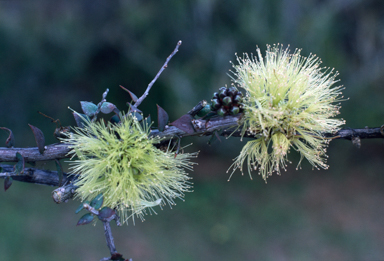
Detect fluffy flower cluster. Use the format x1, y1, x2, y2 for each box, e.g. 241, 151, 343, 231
65, 114, 197, 224
229, 44, 345, 181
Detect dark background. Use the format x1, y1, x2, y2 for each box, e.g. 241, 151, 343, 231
0, 0, 384, 260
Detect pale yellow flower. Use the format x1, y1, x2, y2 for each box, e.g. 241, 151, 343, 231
228, 44, 345, 181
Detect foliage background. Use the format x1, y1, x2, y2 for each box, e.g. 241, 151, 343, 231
0, 0, 384, 260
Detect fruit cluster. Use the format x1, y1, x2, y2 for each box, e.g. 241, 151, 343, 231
210, 86, 244, 116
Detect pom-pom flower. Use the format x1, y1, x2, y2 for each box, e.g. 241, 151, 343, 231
64, 113, 197, 224
228, 44, 345, 181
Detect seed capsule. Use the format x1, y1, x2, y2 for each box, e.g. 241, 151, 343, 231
211, 98, 221, 110
227, 86, 238, 97
230, 106, 240, 115
217, 107, 226, 116
222, 96, 232, 106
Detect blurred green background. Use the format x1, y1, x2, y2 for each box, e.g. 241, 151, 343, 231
1, 0, 384, 260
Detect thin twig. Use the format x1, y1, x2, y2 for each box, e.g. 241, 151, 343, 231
134, 40, 182, 108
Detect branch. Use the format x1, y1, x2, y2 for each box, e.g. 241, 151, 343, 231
1, 115, 383, 163
134, 40, 182, 108
0, 143, 70, 162
0, 164, 73, 186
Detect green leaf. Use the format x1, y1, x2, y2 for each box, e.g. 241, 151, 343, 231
130, 111, 143, 122
75, 200, 90, 214
98, 207, 115, 221
196, 104, 211, 117
100, 102, 116, 114
73, 112, 90, 128
140, 115, 151, 129
157, 104, 169, 132
55, 159, 63, 186
0, 127, 14, 148
170, 114, 195, 134
14, 152, 24, 175
4, 176, 13, 191
110, 114, 121, 124
80, 101, 98, 117
28, 124, 45, 154
90, 193, 104, 210
76, 213, 94, 226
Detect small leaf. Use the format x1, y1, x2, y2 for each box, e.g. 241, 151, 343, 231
0, 127, 14, 148
110, 114, 121, 124
120, 85, 138, 103
208, 130, 222, 145
80, 101, 98, 117
170, 114, 195, 134
73, 112, 90, 128
196, 105, 211, 117
75, 200, 90, 214
4, 176, 13, 191
55, 159, 63, 186
77, 213, 94, 226
130, 111, 143, 122
140, 115, 151, 129
157, 105, 169, 132
28, 124, 45, 154
98, 207, 116, 221
14, 152, 25, 174
90, 193, 104, 210
110, 253, 125, 261
100, 102, 116, 114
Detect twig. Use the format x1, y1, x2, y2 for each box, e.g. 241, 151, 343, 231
134, 40, 182, 108
82, 204, 123, 260
52, 182, 78, 203
188, 100, 208, 116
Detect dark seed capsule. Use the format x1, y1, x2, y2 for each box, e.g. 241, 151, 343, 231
213, 92, 219, 99
222, 96, 232, 106
227, 86, 238, 97
219, 89, 227, 99
230, 106, 240, 115
217, 107, 226, 116
233, 94, 243, 104
211, 98, 221, 110
218, 86, 227, 92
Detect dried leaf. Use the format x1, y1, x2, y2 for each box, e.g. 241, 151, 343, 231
28, 124, 45, 154
120, 85, 138, 103
170, 114, 195, 134
14, 152, 24, 174
157, 105, 169, 132
90, 193, 104, 210
76, 213, 94, 226
55, 159, 63, 186
0, 127, 14, 148
98, 207, 115, 221
4, 176, 12, 191
100, 102, 116, 114
80, 101, 98, 117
